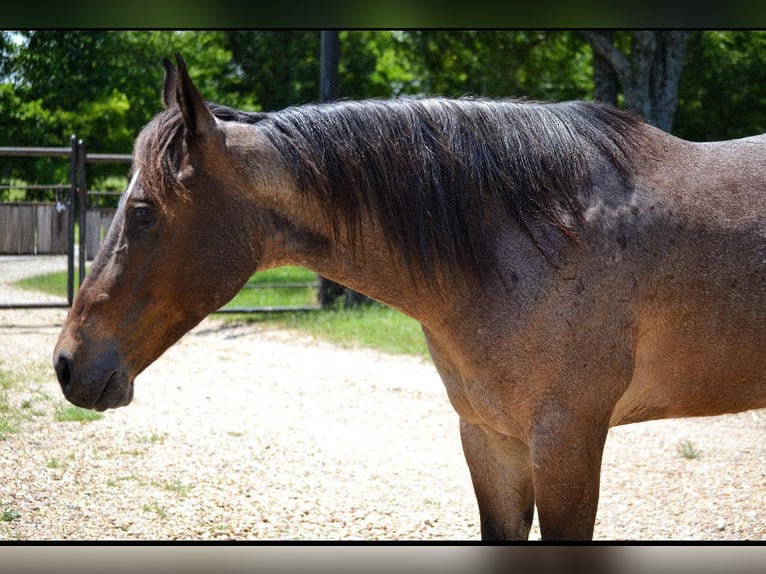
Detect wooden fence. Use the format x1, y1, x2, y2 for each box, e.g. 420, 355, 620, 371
84, 207, 116, 259
0, 202, 70, 255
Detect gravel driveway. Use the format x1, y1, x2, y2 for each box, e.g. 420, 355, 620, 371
0, 256, 764, 541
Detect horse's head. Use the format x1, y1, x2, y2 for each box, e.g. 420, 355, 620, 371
53, 54, 287, 410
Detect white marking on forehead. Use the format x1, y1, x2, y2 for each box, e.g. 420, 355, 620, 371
118, 169, 140, 209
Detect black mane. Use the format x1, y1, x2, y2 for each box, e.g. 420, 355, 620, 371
257, 97, 644, 282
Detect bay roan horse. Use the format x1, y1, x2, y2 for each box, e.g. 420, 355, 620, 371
53, 54, 765, 540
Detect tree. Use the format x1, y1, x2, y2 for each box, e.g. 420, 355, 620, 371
224, 31, 320, 111
581, 31, 690, 132
393, 30, 593, 101
0, 30, 238, 191
674, 31, 766, 141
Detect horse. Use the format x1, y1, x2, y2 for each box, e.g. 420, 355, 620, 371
52, 54, 766, 540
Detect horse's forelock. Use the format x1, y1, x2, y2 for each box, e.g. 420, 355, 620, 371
133, 104, 267, 211
132, 107, 188, 209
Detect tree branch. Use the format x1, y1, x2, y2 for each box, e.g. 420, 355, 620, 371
581, 31, 630, 79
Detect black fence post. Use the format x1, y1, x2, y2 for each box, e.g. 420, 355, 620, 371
66, 134, 77, 305
76, 139, 87, 287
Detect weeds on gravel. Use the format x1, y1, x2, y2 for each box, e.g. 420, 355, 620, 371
678, 439, 702, 460
158, 480, 192, 498
140, 431, 168, 444
106, 474, 142, 488
1, 508, 20, 522
0, 418, 18, 439
143, 502, 168, 519
0, 370, 19, 438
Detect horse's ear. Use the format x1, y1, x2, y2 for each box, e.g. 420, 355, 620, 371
173, 53, 218, 142
161, 57, 177, 109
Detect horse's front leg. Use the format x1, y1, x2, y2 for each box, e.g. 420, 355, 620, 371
528, 408, 611, 540
460, 419, 535, 540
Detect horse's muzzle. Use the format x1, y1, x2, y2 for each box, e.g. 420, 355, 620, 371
53, 345, 134, 411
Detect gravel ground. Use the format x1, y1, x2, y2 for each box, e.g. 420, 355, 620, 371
0, 256, 764, 541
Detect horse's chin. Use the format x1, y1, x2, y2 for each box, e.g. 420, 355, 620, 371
93, 373, 134, 411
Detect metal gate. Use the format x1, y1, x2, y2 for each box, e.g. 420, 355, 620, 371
1, 137, 79, 308
0, 136, 130, 309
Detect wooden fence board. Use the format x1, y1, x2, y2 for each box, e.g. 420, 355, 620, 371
85, 208, 115, 260
0, 204, 35, 254
0, 203, 70, 254
0, 205, 13, 253
35, 204, 69, 254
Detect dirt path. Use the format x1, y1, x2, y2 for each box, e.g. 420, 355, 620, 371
0, 257, 764, 541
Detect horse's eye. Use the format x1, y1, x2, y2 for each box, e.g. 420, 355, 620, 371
129, 202, 156, 228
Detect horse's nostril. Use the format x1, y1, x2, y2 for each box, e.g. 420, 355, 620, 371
54, 353, 72, 393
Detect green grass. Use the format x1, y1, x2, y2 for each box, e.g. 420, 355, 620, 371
15, 270, 76, 297
16, 266, 430, 357
54, 404, 103, 423
242, 304, 429, 357
224, 266, 318, 309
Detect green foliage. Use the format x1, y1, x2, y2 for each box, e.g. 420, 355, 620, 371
675, 31, 766, 140
392, 30, 593, 101
225, 30, 320, 110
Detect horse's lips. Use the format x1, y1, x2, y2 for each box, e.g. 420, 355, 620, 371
92, 371, 134, 411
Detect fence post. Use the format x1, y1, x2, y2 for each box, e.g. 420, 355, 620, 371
67, 135, 77, 305
76, 139, 87, 287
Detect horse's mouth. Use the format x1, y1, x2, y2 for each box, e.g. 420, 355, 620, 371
93, 372, 134, 411
55, 352, 134, 411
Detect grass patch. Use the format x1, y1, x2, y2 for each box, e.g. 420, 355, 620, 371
15, 269, 75, 297
0, 418, 18, 439
106, 474, 142, 488
18, 266, 430, 358
0, 370, 13, 392
54, 405, 103, 423
1, 509, 20, 522
223, 266, 318, 309
240, 304, 429, 357
119, 448, 146, 456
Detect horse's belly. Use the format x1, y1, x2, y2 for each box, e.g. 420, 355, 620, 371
611, 319, 766, 426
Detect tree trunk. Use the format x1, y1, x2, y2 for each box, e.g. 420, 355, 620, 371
582, 31, 690, 132
589, 31, 619, 106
